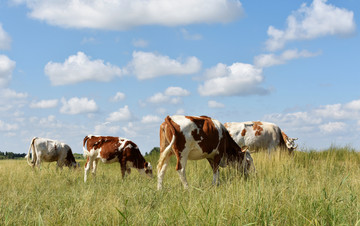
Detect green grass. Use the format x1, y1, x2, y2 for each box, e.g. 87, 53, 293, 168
1, 147, 360, 225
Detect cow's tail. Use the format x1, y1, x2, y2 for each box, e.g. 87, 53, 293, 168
157, 135, 175, 173
82, 135, 90, 158
157, 116, 176, 173
25, 137, 37, 167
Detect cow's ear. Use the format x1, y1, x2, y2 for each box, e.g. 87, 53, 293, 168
144, 162, 148, 168
241, 146, 248, 152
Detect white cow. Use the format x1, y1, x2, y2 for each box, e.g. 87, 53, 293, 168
224, 121, 298, 155
26, 137, 79, 169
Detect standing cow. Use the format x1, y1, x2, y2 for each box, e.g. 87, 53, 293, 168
224, 121, 298, 155
26, 137, 79, 169
83, 135, 153, 182
157, 115, 254, 190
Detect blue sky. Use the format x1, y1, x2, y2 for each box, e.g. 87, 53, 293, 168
0, 0, 359, 154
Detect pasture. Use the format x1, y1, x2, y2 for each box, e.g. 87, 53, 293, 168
1, 147, 360, 225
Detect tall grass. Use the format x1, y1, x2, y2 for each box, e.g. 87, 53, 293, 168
1, 147, 359, 225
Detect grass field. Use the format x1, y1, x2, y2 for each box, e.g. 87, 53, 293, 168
1, 147, 360, 225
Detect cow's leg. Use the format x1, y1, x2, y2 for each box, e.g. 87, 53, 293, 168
207, 158, 220, 186
84, 157, 92, 182
91, 159, 99, 180
56, 160, 64, 170
35, 155, 42, 169
120, 161, 127, 179
157, 155, 171, 190
176, 153, 189, 189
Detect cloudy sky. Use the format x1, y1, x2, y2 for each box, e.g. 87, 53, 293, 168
1, 0, 359, 154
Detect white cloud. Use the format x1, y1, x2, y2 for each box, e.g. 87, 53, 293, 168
30, 99, 58, 109
127, 51, 201, 80
60, 97, 98, 115
208, 100, 225, 108
110, 92, 126, 102
94, 122, 121, 135
107, 105, 133, 122
0, 88, 27, 99
0, 55, 16, 87
15, 0, 244, 30
266, 0, 356, 51
164, 87, 190, 96
254, 49, 320, 68
0, 24, 11, 50
141, 115, 162, 124
198, 62, 269, 96
180, 28, 202, 40
132, 39, 148, 48
45, 51, 122, 86
319, 122, 346, 134
0, 120, 18, 131
147, 86, 190, 105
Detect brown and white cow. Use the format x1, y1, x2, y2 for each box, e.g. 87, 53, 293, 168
157, 115, 254, 190
224, 121, 298, 155
26, 137, 78, 169
83, 135, 153, 182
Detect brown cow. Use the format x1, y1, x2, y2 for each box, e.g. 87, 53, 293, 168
157, 115, 254, 190
83, 135, 152, 182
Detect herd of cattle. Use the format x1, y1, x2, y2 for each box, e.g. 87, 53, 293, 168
25, 115, 298, 189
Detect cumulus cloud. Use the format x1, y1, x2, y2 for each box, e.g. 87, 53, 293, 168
319, 122, 346, 134
30, 99, 58, 109
14, 0, 244, 30
266, 0, 356, 51
60, 97, 98, 115
94, 122, 121, 135
132, 39, 148, 48
254, 49, 320, 68
264, 98, 360, 136
0, 88, 27, 99
141, 115, 162, 124
180, 28, 202, 40
164, 87, 190, 96
107, 105, 133, 122
147, 86, 190, 105
0, 120, 18, 131
198, 62, 269, 96
127, 51, 201, 80
110, 92, 126, 102
45, 52, 122, 86
0, 55, 16, 87
208, 100, 225, 108
0, 24, 11, 50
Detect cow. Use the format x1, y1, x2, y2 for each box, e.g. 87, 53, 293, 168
26, 137, 79, 169
157, 115, 254, 190
83, 135, 153, 182
224, 121, 298, 155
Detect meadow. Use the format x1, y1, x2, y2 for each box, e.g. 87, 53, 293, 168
1, 147, 360, 225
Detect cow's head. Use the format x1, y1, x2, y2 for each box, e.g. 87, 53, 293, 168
144, 162, 153, 177
240, 147, 255, 176
285, 137, 298, 153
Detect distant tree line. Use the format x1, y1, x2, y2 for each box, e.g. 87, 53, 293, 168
0, 151, 26, 160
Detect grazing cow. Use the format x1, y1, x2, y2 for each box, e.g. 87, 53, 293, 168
224, 121, 298, 155
83, 135, 153, 182
157, 115, 254, 190
26, 137, 78, 169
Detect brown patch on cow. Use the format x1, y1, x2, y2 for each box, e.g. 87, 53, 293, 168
253, 121, 263, 136
85, 157, 89, 168
186, 116, 219, 154
241, 128, 246, 136
281, 131, 288, 141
